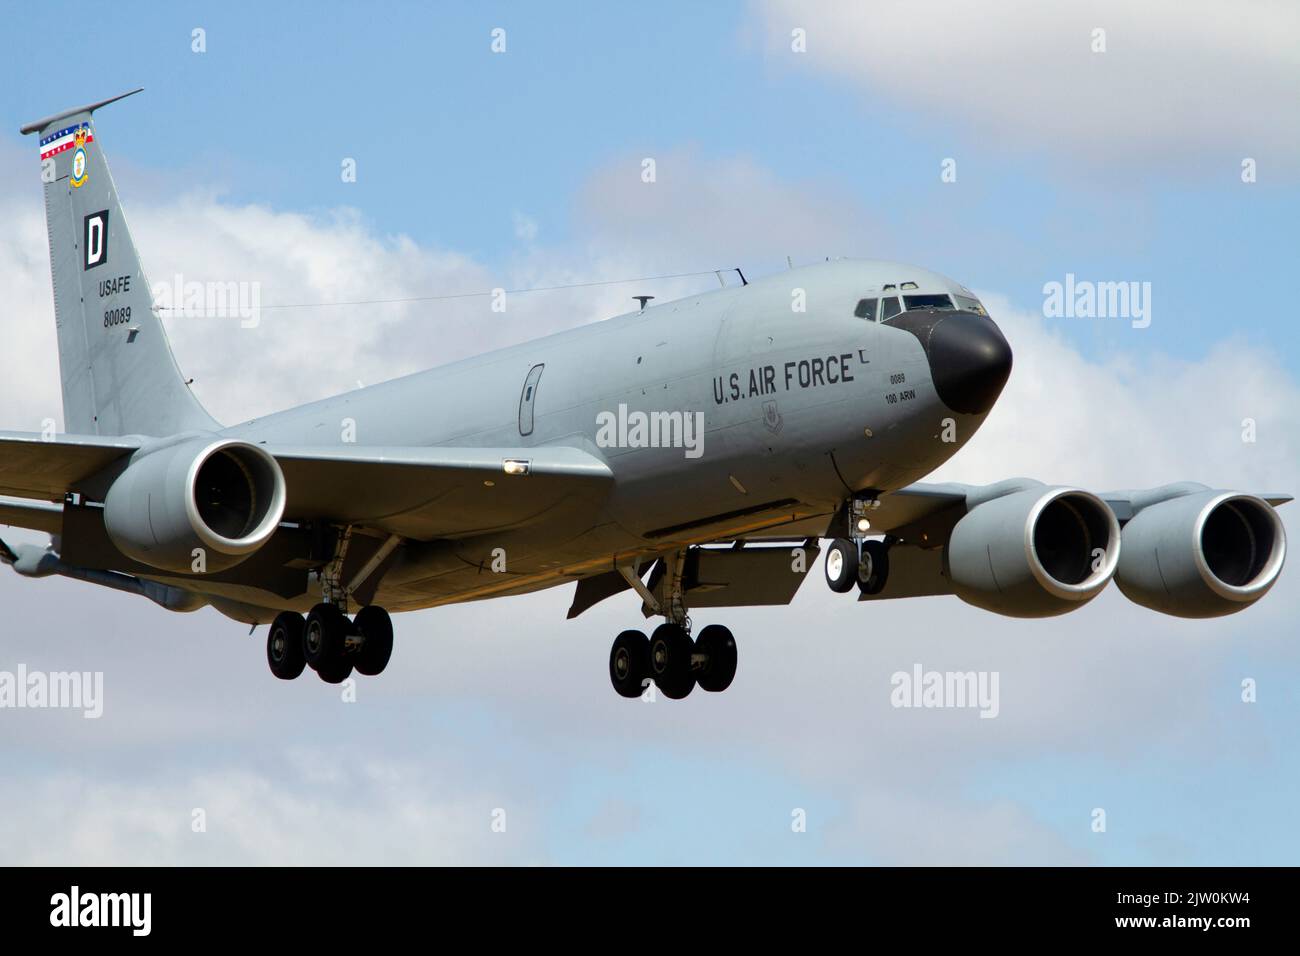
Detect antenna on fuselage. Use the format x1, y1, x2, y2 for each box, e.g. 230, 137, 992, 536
734, 268, 747, 286
633, 295, 654, 311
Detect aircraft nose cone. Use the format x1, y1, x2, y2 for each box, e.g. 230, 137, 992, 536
927, 313, 1013, 415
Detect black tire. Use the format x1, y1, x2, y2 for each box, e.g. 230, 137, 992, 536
824, 538, 859, 593
695, 624, 737, 693
354, 606, 394, 676
304, 603, 349, 671
609, 629, 650, 699
315, 658, 354, 684
857, 539, 891, 596
266, 612, 306, 680
648, 622, 695, 700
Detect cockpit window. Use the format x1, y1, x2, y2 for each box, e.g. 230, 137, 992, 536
880, 296, 902, 320
955, 294, 987, 315
854, 298, 878, 320
903, 293, 955, 311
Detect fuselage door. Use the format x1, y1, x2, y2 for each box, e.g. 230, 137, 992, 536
518, 363, 545, 436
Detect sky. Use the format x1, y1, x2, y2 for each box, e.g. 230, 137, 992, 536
0, 0, 1298, 865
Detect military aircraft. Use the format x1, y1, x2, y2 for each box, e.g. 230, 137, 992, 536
1, 91, 1289, 699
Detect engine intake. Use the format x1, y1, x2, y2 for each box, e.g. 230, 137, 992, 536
103, 438, 286, 573
946, 485, 1120, 617
1115, 490, 1285, 617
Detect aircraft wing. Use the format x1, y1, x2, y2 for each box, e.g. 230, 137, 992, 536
266, 444, 614, 537
850, 479, 1292, 603
1, 430, 613, 540
864, 480, 1293, 540
0, 431, 141, 501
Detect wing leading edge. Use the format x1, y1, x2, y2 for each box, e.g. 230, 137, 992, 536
1, 431, 613, 541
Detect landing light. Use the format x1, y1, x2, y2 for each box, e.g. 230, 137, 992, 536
857, 518, 872, 533
503, 459, 531, 476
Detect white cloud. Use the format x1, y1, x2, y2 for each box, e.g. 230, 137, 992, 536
0, 759, 536, 865
754, 0, 1300, 172
934, 291, 1300, 494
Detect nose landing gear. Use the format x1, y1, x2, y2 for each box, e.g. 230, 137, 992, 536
824, 536, 892, 596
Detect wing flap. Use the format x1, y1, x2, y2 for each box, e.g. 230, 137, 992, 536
0, 497, 64, 534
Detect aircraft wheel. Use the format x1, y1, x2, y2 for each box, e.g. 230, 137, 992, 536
610, 629, 650, 699
354, 605, 394, 676
315, 657, 354, 684
857, 540, 891, 596
648, 622, 695, 699
267, 611, 306, 680
824, 538, 859, 593
695, 624, 737, 693
304, 602, 351, 677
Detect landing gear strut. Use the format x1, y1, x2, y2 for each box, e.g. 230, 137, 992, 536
606, 551, 739, 700
266, 524, 398, 683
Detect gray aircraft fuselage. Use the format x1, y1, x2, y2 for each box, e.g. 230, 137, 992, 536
209, 258, 1009, 614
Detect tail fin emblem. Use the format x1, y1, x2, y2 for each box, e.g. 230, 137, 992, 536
70, 126, 89, 188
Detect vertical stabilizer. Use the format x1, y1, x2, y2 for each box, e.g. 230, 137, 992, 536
20, 89, 219, 437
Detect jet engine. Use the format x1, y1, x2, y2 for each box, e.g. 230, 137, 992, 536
103, 438, 286, 574
1115, 487, 1286, 618
945, 484, 1121, 617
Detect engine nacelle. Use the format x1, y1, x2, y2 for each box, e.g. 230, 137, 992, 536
1115, 490, 1286, 618
103, 438, 286, 574
946, 486, 1121, 617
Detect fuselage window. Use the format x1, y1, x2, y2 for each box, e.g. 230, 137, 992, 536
903, 293, 955, 311
854, 298, 878, 320
880, 296, 902, 321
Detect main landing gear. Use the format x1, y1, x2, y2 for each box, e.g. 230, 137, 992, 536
609, 622, 737, 700
266, 603, 393, 683
606, 551, 739, 700
268, 524, 396, 683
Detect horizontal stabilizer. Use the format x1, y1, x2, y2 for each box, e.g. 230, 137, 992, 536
19, 88, 144, 135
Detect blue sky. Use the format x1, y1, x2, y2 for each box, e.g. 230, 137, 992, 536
6, 1, 1295, 367
1, 1, 1298, 865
